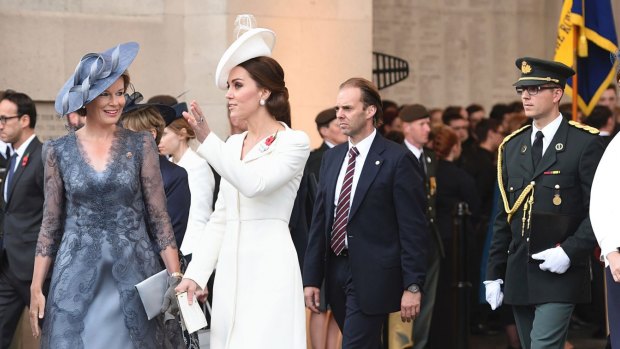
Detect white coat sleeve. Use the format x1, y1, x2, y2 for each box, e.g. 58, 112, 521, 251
196, 130, 310, 198
590, 136, 620, 264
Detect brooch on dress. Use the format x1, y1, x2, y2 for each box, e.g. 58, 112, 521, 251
258, 131, 278, 152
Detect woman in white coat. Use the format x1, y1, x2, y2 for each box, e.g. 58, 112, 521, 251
591, 129, 620, 349
158, 117, 215, 256
175, 20, 310, 349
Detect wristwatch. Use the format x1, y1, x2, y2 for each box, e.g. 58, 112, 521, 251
406, 284, 420, 293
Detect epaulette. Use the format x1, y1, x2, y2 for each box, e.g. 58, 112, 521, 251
568, 120, 599, 134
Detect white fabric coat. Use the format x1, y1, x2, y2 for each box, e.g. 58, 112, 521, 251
591, 135, 620, 267
177, 148, 215, 255
184, 125, 309, 349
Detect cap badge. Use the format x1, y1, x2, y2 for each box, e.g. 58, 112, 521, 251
521, 61, 532, 74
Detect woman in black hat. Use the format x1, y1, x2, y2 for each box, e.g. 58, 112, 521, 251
29, 42, 182, 349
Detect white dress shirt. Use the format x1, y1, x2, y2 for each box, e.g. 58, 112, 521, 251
531, 114, 563, 156
404, 139, 423, 159
4, 134, 35, 202
333, 129, 377, 247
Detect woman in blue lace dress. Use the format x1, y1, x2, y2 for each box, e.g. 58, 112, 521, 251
28, 42, 182, 349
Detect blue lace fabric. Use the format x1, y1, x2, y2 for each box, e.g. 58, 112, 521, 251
36, 128, 178, 349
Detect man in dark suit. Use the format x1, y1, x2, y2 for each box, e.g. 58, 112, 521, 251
485, 57, 605, 349
397, 104, 443, 349
0, 91, 46, 347
303, 78, 428, 348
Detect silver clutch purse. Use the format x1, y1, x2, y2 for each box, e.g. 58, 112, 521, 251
135, 269, 168, 320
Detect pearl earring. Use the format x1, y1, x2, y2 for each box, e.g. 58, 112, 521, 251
259, 99, 266, 106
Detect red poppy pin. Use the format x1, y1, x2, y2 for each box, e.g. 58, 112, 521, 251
21, 153, 29, 167
259, 132, 278, 152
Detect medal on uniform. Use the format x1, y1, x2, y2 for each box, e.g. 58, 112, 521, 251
553, 184, 562, 206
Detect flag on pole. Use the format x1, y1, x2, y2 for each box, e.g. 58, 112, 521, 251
554, 0, 618, 116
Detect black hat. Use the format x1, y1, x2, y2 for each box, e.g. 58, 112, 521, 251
513, 57, 575, 87
315, 108, 337, 127
399, 104, 429, 122
123, 92, 178, 125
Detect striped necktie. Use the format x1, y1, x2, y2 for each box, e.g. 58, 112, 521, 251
331, 146, 360, 255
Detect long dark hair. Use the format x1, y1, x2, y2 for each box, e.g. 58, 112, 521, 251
239, 56, 291, 127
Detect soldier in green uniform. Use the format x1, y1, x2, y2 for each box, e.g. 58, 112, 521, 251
484, 57, 605, 349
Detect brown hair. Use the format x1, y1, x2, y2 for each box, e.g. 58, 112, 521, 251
339, 77, 383, 124
121, 106, 166, 145
167, 118, 195, 141
433, 126, 459, 160
238, 56, 291, 127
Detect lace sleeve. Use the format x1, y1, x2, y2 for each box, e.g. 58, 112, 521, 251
139, 132, 177, 252
35, 141, 65, 257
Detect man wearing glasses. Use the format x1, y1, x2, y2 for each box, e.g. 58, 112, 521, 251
484, 57, 605, 349
0, 90, 46, 347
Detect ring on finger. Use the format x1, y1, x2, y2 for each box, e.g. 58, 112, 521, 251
197, 116, 204, 124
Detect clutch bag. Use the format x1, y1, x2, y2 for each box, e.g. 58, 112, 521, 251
135, 269, 168, 320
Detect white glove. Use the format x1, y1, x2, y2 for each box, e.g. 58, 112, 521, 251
483, 279, 503, 310
531, 246, 571, 274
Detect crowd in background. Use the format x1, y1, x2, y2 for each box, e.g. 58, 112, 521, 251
1, 52, 619, 348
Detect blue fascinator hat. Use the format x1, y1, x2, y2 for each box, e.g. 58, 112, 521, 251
55, 42, 140, 116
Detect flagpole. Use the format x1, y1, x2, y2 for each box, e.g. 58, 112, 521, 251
572, 24, 579, 121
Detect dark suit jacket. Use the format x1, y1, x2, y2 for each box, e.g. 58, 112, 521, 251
303, 133, 428, 315
487, 119, 605, 305
410, 148, 445, 258
159, 155, 191, 248
0, 137, 45, 281
305, 142, 329, 181
462, 146, 496, 217
289, 142, 330, 269
435, 159, 480, 240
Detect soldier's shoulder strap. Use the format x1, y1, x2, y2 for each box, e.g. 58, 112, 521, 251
568, 120, 600, 135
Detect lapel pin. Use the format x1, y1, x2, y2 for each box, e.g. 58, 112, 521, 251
521, 145, 527, 153
555, 143, 564, 151
375, 160, 380, 165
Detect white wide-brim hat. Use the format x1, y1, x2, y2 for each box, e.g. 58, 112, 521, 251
55, 42, 139, 116
215, 28, 276, 90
